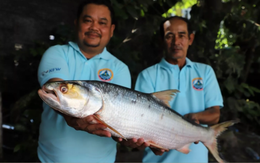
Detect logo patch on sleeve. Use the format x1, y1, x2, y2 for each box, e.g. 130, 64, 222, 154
41, 68, 61, 76
192, 78, 203, 91
98, 68, 113, 81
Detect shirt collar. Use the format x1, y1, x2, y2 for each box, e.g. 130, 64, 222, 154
185, 57, 193, 68
68, 41, 112, 60
159, 57, 193, 69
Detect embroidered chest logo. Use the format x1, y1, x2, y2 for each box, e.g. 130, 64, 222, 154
98, 68, 113, 81
192, 77, 203, 91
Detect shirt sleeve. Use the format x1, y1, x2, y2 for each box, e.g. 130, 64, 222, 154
111, 64, 131, 89
204, 66, 223, 108
37, 45, 70, 87
135, 70, 154, 93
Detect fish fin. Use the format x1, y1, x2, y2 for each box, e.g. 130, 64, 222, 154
147, 141, 169, 151
93, 114, 127, 141
176, 143, 191, 154
203, 119, 240, 163
210, 119, 240, 137
152, 90, 179, 107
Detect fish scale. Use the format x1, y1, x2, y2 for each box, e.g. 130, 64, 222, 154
38, 80, 240, 163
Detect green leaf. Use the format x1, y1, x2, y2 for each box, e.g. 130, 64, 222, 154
250, 86, 260, 93
227, 97, 242, 112
240, 83, 260, 96
140, 9, 145, 17
224, 77, 236, 93
14, 145, 21, 152
241, 83, 249, 89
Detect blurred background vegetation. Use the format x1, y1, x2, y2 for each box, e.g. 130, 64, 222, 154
1, 0, 260, 162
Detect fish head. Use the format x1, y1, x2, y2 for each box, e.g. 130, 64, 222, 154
38, 81, 103, 118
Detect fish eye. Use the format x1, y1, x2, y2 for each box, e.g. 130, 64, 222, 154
60, 86, 68, 93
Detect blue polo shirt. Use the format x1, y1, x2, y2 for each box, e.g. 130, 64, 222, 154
37, 41, 131, 162
135, 58, 223, 163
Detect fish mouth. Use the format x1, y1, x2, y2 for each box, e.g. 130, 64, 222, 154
38, 86, 60, 104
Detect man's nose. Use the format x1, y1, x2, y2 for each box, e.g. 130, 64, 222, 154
89, 21, 98, 30
171, 36, 180, 45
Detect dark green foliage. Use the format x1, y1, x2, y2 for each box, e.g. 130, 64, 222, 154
187, 0, 260, 133
1, 24, 74, 161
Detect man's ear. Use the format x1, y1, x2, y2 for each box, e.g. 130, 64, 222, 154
110, 24, 115, 38
189, 33, 195, 45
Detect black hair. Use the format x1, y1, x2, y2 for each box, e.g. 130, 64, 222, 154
76, 0, 115, 25
159, 16, 193, 39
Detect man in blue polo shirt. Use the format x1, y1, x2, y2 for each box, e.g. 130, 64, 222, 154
134, 16, 223, 162
37, 0, 131, 162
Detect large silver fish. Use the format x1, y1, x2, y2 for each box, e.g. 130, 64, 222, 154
38, 80, 238, 163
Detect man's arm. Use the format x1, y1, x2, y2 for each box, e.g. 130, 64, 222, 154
184, 106, 220, 125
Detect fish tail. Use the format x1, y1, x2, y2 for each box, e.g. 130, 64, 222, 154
204, 119, 240, 163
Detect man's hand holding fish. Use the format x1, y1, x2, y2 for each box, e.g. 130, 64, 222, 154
116, 137, 168, 156
63, 114, 112, 137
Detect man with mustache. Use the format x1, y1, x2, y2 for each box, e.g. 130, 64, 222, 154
37, 0, 131, 162
133, 16, 223, 162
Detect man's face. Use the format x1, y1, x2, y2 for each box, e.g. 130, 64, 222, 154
76, 4, 115, 50
163, 18, 194, 61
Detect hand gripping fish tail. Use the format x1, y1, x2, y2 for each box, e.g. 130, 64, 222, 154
204, 119, 240, 163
